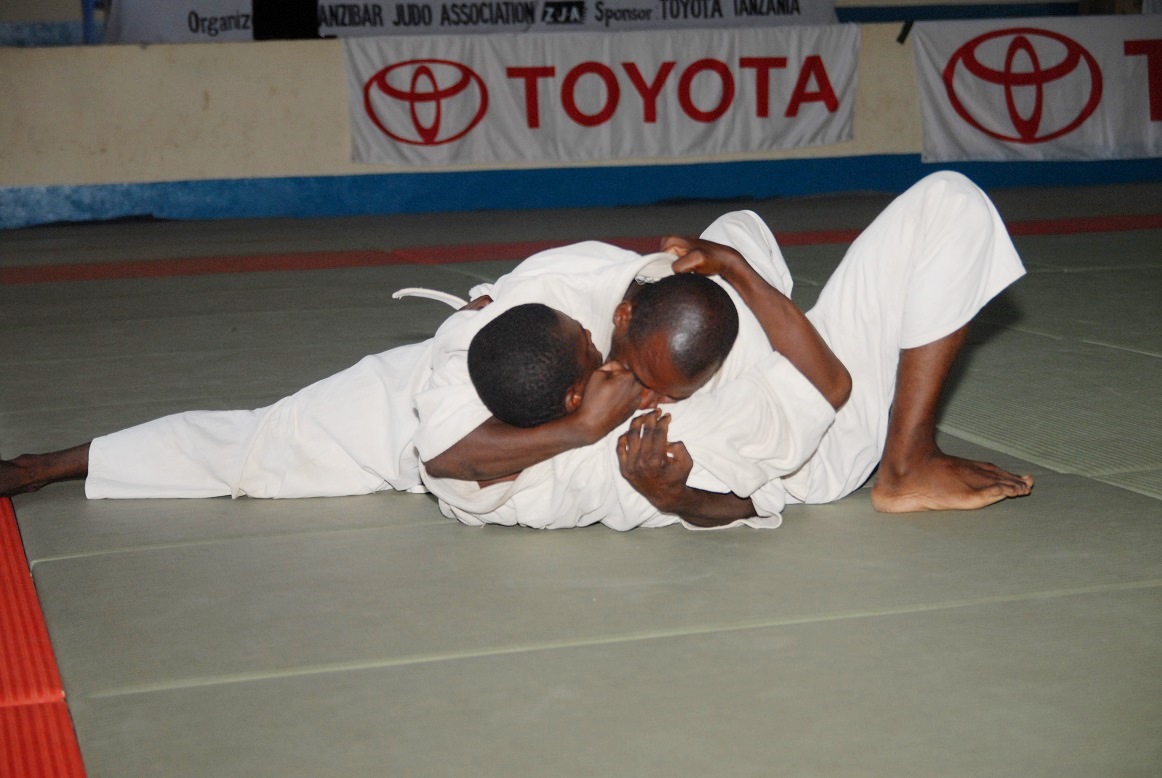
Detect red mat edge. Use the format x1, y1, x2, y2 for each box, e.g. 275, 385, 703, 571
0, 703, 87, 778
0, 497, 87, 776
3, 214, 1158, 286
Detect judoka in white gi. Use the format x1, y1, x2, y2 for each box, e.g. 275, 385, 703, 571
0, 172, 1034, 528
418, 170, 1032, 529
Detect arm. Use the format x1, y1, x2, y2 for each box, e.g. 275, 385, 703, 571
664, 236, 852, 410
617, 411, 758, 528
423, 360, 644, 482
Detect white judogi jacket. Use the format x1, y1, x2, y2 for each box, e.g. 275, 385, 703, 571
416, 213, 837, 530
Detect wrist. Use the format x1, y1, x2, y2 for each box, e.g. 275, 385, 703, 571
556, 413, 607, 447
648, 482, 696, 515
716, 256, 753, 287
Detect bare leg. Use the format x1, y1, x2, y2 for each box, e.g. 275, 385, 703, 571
870, 326, 1033, 513
0, 443, 90, 497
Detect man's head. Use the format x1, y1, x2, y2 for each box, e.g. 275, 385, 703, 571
610, 273, 738, 406
468, 273, 737, 428
468, 303, 602, 428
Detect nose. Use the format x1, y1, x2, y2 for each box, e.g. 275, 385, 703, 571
638, 388, 662, 410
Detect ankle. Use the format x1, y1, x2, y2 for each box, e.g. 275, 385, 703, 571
878, 443, 941, 481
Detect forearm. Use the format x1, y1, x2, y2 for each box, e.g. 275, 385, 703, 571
654, 486, 757, 528
723, 263, 851, 409
422, 416, 593, 482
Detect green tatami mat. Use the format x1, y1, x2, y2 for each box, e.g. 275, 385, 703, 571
67, 585, 1162, 778
3, 183, 1160, 776
29, 471, 1159, 699
1097, 469, 1162, 501
941, 327, 1162, 477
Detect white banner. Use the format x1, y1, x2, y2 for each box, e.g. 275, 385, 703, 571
344, 25, 859, 166
106, 0, 254, 43
106, 0, 835, 44
913, 16, 1162, 162
321, 0, 836, 37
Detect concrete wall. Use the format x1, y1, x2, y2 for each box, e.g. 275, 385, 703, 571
0, 25, 918, 188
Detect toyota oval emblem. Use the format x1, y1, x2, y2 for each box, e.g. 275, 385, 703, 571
944, 27, 1102, 144
363, 59, 489, 146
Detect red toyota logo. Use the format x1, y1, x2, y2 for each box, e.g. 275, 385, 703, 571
944, 27, 1102, 143
363, 60, 488, 146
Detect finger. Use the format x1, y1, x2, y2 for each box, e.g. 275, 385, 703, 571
636, 409, 660, 435
623, 417, 645, 461
670, 251, 700, 275
643, 409, 666, 440
667, 440, 693, 469
640, 411, 669, 459
660, 235, 692, 257
656, 411, 672, 436
628, 412, 650, 434
647, 412, 671, 447
601, 360, 641, 389
616, 432, 630, 472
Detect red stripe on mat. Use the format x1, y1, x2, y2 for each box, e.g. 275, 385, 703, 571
1007, 213, 1162, 235
0, 497, 86, 776
2, 214, 1159, 286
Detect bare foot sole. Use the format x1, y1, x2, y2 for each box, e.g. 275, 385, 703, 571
871, 454, 1034, 514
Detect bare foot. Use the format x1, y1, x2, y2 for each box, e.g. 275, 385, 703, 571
871, 453, 1034, 513
0, 444, 90, 497
0, 456, 50, 497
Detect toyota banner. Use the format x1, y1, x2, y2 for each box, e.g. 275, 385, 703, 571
343, 25, 859, 166
913, 16, 1162, 162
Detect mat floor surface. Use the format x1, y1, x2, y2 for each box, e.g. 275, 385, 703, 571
2, 182, 1160, 777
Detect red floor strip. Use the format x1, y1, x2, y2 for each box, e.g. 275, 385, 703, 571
1, 214, 1159, 287
1007, 213, 1162, 236
0, 498, 86, 776
0, 704, 86, 778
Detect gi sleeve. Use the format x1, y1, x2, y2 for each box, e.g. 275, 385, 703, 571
665, 350, 836, 500
412, 308, 495, 463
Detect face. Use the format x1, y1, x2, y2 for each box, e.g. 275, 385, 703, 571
609, 329, 712, 409
555, 311, 604, 378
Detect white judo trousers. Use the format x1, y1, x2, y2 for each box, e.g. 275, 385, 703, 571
87, 343, 433, 499
783, 170, 1025, 504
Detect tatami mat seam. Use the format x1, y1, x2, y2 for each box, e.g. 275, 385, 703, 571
25, 519, 455, 568
934, 424, 1162, 484
1091, 478, 1162, 502
1077, 339, 1162, 360
81, 578, 1162, 701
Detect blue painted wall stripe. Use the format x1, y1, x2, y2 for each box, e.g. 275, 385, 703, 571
2, 154, 1160, 230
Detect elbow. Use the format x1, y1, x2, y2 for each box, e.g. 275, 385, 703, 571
422, 453, 460, 480
829, 367, 853, 410
424, 453, 503, 482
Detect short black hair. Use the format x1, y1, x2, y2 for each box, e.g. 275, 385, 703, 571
628, 274, 738, 380
468, 303, 588, 428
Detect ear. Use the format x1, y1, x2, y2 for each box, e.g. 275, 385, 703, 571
612, 299, 634, 333
563, 380, 585, 414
